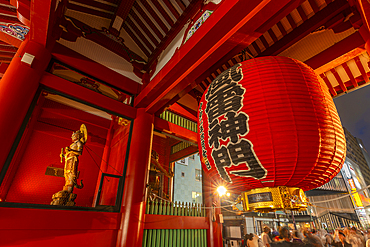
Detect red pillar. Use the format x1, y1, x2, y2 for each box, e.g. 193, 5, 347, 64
204, 173, 223, 247
0, 39, 51, 171
117, 108, 153, 247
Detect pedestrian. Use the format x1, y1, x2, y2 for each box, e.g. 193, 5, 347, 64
247, 233, 260, 247
332, 231, 352, 247
292, 230, 303, 243
271, 227, 305, 247
262, 226, 273, 247
303, 229, 324, 247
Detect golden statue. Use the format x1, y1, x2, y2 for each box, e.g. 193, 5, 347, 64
51, 124, 87, 206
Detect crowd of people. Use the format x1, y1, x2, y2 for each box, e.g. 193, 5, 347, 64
241, 226, 370, 247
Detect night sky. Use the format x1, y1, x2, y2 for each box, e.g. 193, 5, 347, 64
334, 84, 370, 152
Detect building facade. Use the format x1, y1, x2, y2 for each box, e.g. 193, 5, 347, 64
173, 154, 203, 204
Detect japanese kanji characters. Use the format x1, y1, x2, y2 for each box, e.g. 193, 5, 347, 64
201, 63, 267, 182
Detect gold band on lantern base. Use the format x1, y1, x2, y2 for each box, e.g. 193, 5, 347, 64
241, 187, 309, 213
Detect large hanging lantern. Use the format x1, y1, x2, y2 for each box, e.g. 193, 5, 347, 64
197, 56, 346, 212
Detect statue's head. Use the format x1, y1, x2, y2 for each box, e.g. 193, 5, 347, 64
71, 130, 83, 141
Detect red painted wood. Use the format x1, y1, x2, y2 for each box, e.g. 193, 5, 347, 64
0, 207, 120, 247
0, 44, 17, 52
297, 5, 308, 22
127, 17, 154, 52
268, 29, 279, 43
276, 21, 287, 36
133, 1, 163, 40
169, 103, 198, 122
0, 25, 22, 47
154, 117, 197, 144
286, 13, 297, 29
68, 3, 113, 19
260, 0, 350, 56
16, 0, 30, 26
355, 56, 369, 82
0, 4, 16, 16
146, 0, 203, 67
259, 35, 270, 49
122, 22, 151, 57
0, 50, 15, 58
51, 43, 140, 95
0, 229, 119, 247
144, 215, 209, 229
29, 0, 55, 46
74, 0, 116, 12
142, 0, 304, 112
40, 73, 137, 120
163, 0, 180, 19
0, 39, 51, 173
117, 109, 153, 247
175, 0, 186, 11
308, 0, 320, 13
135, 0, 294, 113
305, 32, 365, 69
141, 0, 169, 33
169, 145, 199, 162
129, 9, 159, 46
342, 63, 358, 87
109, 0, 135, 35
0, 61, 8, 74
320, 73, 337, 96
152, 0, 175, 27
331, 68, 347, 92
252, 41, 261, 54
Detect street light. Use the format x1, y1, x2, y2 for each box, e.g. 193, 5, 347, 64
217, 186, 227, 197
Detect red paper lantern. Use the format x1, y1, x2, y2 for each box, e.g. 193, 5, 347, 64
197, 56, 346, 193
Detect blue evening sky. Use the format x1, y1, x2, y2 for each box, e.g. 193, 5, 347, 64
334, 84, 370, 152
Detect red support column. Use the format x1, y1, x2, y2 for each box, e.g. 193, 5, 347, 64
0, 39, 51, 171
117, 108, 154, 247
204, 173, 223, 247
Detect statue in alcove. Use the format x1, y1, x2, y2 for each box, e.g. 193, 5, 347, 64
148, 150, 174, 200
51, 124, 87, 206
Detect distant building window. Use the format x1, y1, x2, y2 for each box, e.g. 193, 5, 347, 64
181, 172, 185, 177
192, 191, 202, 204
195, 169, 202, 181
178, 158, 188, 166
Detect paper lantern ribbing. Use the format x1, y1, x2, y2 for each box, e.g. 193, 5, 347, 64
197, 56, 346, 211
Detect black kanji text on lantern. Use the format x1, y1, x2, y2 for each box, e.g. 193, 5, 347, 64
202, 64, 267, 182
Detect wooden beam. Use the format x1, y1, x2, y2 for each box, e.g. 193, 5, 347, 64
154, 117, 197, 144
30, 0, 58, 47
306, 32, 365, 70
52, 43, 141, 95
146, 0, 203, 68
135, 0, 305, 113
320, 73, 337, 96
259, 0, 350, 56
144, 215, 209, 229
342, 62, 358, 88
109, 0, 135, 36
355, 56, 369, 82
330, 68, 347, 92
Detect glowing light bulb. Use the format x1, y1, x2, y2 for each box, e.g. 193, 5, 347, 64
217, 186, 227, 196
